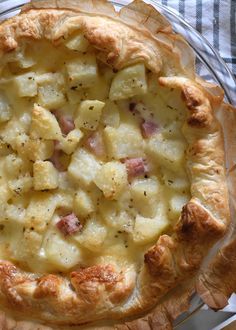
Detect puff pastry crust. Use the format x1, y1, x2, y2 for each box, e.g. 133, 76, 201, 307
0, 0, 231, 328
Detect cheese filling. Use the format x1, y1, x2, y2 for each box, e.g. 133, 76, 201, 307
0, 36, 190, 273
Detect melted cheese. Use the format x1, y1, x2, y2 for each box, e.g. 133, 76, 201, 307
0, 38, 190, 273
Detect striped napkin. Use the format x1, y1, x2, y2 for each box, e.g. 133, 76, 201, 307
161, 0, 236, 79
159, 0, 236, 105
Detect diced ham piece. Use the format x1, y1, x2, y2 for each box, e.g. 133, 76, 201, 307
56, 213, 82, 236
85, 131, 105, 157
125, 158, 147, 178
59, 115, 75, 135
50, 141, 65, 172
54, 139, 61, 151
53, 110, 75, 135
140, 120, 159, 138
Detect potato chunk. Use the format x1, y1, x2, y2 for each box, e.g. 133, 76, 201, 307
99, 200, 133, 233
5, 204, 26, 223
0, 184, 11, 214
36, 72, 65, 86
5, 46, 36, 68
25, 192, 57, 232
13, 72, 37, 97
162, 121, 183, 139
4, 154, 24, 178
101, 100, 120, 128
38, 85, 65, 109
109, 63, 147, 100
30, 104, 62, 140
0, 117, 25, 149
147, 133, 186, 171
66, 54, 97, 88
15, 134, 54, 161
0, 91, 12, 123
44, 229, 82, 271
68, 148, 101, 187
104, 123, 144, 159
75, 100, 105, 130
74, 190, 95, 218
36, 72, 66, 109
162, 169, 190, 192
73, 217, 107, 252
59, 129, 83, 155
65, 33, 89, 52
168, 194, 189, 220
94, 161, 127, 199
130, 177, 161, 218
33, 161, 58, 191
11, 230, 43, 264
133, 212, 169, 245
8, 174, 33, 194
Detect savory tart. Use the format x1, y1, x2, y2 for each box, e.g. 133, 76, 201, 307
0, 0, 230, 328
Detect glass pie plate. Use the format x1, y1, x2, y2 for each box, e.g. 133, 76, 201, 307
0, 0, 236, 328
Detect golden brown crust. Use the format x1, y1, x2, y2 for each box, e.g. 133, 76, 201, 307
0, 260, 136, 324
0, 283, 194, 330
0, 0, 195, 77
159, 77, 229, 224
144, 201, 224, 278
195, 103, 236, 311
33, 275, 62, 299
0, 0, 231, 328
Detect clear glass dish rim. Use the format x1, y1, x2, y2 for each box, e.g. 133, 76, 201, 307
0, 0, 235, 328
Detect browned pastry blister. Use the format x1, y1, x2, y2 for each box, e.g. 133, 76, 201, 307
0, 0, 233, 329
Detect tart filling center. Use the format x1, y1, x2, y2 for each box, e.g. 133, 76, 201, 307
0, 36, 190, 273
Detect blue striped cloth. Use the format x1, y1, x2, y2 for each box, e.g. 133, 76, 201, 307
161, 0, 236, 78
159, 0, 236, 105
